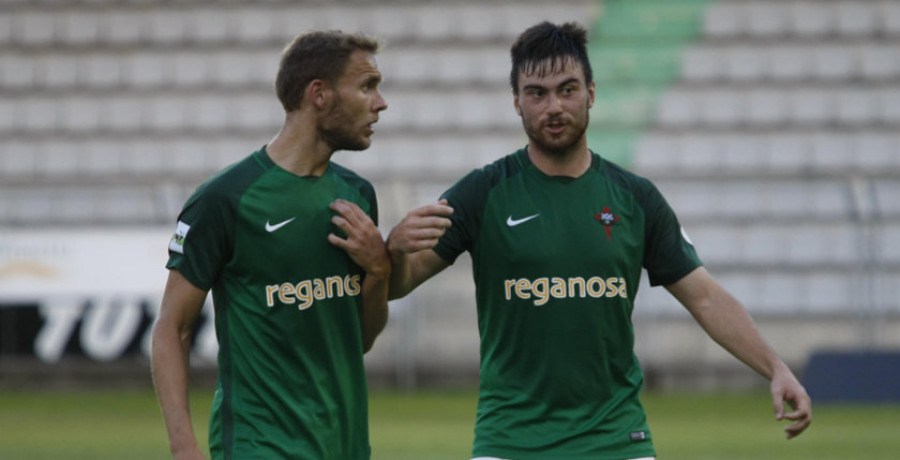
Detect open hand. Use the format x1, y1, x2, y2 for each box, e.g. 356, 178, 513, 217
328, 199, 390, 278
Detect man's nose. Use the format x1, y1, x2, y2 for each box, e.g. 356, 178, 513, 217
374, 91, 388, 112
547, 94, 563, 113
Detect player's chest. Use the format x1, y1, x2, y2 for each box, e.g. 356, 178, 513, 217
231, 184, 357, 271
476, 179, 644, 270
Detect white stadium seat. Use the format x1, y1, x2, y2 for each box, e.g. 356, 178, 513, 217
835, 1, 878, 37
13, 11, 56, 46
789, 89, 834, 126
746, 2, 791, 37
859, 46, 900, 81
790, 1, 835, 37
82, 54, 123, 88
768, 46, 812, 82
59, 11, 102, 46
104, 10, 144, 45
126, 52, 171, 88
884, 1, 900, 35
723, 46, 766, 82
811, 46, 857, 81
704, 3, 744, 37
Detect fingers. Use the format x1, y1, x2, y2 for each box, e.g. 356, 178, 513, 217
331, 199, 381, 240
783, 395, 812, 439
328, 199, 378, 249
411, 200, 454, 219
330, 199, 368, 227
326, 231, 348, 250
772, 392, 785, 421
783, 410, 812, 439
406, 215, 453, 231
387, 201, 454, 254
406, 201, 454, 231
772, 378, 812, 439
328, 200, 390, 276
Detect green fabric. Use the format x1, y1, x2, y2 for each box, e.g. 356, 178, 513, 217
166, 147, 375, 459
434, 148, 702, 458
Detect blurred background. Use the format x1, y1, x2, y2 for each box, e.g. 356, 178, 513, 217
1, 0, 898, 401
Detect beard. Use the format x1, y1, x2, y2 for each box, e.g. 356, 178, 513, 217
522, 105, 590, 157
320, 95, 371, 152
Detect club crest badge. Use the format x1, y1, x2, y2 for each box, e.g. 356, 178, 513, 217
594, 207, 619, 241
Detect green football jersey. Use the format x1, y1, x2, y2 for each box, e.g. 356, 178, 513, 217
166, 147, 376, 460
434, 148, 702, 459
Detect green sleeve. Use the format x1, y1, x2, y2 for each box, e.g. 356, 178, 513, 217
434, 168, 492, 264
165, 184, 237, 291
639, 181, 702, 286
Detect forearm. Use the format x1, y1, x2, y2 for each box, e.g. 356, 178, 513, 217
385, 200, 453, 299
669, 267, 811, 437
151, 321, 200, 455
689, 286, 784, 380
388, 250, 414, 300
360, 270, 390, 353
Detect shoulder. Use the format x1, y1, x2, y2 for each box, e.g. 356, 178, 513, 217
451, 149, 526, 193
598, 155, 668, 208
330, 161, 374, 191
186, 150, 268, 209
329, 161, 376, 210
600, 156, 655, 195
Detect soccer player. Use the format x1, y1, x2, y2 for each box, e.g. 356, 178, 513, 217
151, 30, 390, 460
387, 21, 812, 459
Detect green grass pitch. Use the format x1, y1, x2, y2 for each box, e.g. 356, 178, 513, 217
0, 387, 897, 459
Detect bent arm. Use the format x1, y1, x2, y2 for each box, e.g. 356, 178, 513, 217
329, 199, 391, 353
386, 201, 454, 299
388, 248, 450, 300
359, 268, 389, 353
665, 267, 812, 439
151, 269, 209, 459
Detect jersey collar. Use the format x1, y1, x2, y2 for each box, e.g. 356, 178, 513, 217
516, 147, 603, 181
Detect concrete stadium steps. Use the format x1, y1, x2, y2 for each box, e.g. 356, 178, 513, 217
634, 131, 900, 177
655, 178, 900, 222
0, 42, 515, 92
636, 267, 899, 316
681, 42, 900, 84
654, 85, 900, 129
0, 0, 595, 227
0, 130, 525, 185
0, 1, 596, 49
703, 0, 900, 38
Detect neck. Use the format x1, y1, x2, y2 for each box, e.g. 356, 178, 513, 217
527, 142, 592, 178
265, 112, 333, 177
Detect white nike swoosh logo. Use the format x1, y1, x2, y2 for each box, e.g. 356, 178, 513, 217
506, 214, 540, 227
265, 217, 296, 232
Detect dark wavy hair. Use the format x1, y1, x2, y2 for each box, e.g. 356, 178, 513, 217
509, 21, 593, 94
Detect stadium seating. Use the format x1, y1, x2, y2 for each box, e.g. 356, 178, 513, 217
1, 0, 897, 386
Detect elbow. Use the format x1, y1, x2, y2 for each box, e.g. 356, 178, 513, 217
361, 330, 380, 354
361, 314, 388, 355
150, 316, 194, 358
387, 288, 408, 301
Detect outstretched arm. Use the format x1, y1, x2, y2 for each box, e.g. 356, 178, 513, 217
329, 199, 391, 353
386, 200, 454, 299
151, 269, 209, 460
665, 267, 812, 439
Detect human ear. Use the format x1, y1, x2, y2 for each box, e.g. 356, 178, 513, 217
308, 79, 332, 110
586, 81, 595, 109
